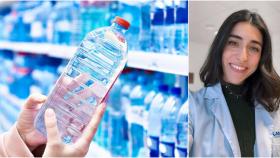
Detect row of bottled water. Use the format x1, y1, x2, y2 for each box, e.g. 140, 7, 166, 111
0, 49, 64, 132
0, 48, 188, 157
0, 49, 64, 99
94, 71, 188, 157
0, 0, 188, 55
0, 14, 187, 157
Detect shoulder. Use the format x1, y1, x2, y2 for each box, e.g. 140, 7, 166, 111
189, 87, 210, 115
189, 83, 223, 116
270, 106, 280, 120
190, 83, 221, 105
191, 87, 207, 100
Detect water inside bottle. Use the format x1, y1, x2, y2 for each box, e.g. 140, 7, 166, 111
35, 25, 127, 143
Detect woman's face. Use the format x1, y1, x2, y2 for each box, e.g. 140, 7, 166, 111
222, 22, 263, 85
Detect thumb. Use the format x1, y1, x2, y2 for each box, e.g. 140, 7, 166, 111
44, 108, 61, 145
24, 93, 46, 110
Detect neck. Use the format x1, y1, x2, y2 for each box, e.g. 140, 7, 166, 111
221, 80, 247, 99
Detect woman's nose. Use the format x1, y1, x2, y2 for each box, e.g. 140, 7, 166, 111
238, 47, 248, 62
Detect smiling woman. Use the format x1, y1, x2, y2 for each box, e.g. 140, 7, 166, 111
222, 22, 262, 85
189, 9, 280, 157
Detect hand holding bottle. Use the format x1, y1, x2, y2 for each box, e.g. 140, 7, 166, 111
43, 102, 106, 157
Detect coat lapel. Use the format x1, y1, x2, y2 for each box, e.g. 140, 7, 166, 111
205, 83, 241, 157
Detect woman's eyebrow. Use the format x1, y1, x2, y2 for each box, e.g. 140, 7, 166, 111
251, 40, 262, 47
229, 34, 242, 40
229, 34, 262, 46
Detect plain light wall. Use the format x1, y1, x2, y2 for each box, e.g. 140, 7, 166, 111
189, 41, 208, 91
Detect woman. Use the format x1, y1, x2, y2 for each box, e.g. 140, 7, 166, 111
189, 9, 280, 157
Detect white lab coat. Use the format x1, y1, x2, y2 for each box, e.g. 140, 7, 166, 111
189, 83, 280, 157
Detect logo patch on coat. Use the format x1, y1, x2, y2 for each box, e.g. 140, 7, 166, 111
273, 131, 280, 137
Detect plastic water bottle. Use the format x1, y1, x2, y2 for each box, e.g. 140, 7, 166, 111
160, 87, 182, 157
126, 75, 148, 157
94, 107, 110, 149
35, 16, 130, 144
140, 73, 162, 157
70, 2, 82, 46
31, 56, 61, 95
143, 73, 163, 134
9, 52, 37, 99
80, 1, 110, 41
163, 1, 175, 54
51, 2, 73, 45
29, 2, 52, 43
147, 84, 169, 157
120, 70, 137, 111
175, 100, 188, 157
150, 1, 165, 53
174, 1, 188, 55
0, 50, 14, 85
108, 78, 128, 156
139, 2, 151, 52
118, 2, 141, 51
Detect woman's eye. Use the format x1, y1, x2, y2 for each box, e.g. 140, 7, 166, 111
227, 40, 239, 47
249, 46, 260, 53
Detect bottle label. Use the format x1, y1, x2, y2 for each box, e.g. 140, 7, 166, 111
126, 105, 144, 126
176, 123, 188, 147
174, 147, 187, 157
160, 142, 175, 157
147, 136, 159, 157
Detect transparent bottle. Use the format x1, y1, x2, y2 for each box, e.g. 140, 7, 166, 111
108, 78, 128, 156
147, 84, 169, 157
160, 87, 182, 157
175, 100, 188, 157
150, 3, 165, 53
163, 1, 175, 54
35, 17, 130, 144
174, 1, 188, 55
127, 75, 148, 157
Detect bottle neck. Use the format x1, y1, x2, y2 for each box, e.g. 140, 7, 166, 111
111, 22, 127, 34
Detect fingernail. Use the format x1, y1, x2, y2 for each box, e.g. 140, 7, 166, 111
33, 93, 47, 102
45, 108, 55, 117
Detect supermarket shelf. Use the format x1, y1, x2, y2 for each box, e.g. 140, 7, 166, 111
0, 85, 23, 133
0, 84, 25, 109
0, 41, 76, 59
127, 51, 188, 76
0, 41, 188, 75
86, 142, 111, 157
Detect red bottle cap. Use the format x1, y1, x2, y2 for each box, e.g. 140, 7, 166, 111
114, 16, 130, 30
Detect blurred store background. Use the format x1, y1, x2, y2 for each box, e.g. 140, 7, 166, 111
0, 0, 188, 157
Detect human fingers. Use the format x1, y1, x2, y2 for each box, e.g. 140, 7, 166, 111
44, 108, 61, 146
23, 93, 46, 110
75, 103, 106, 148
